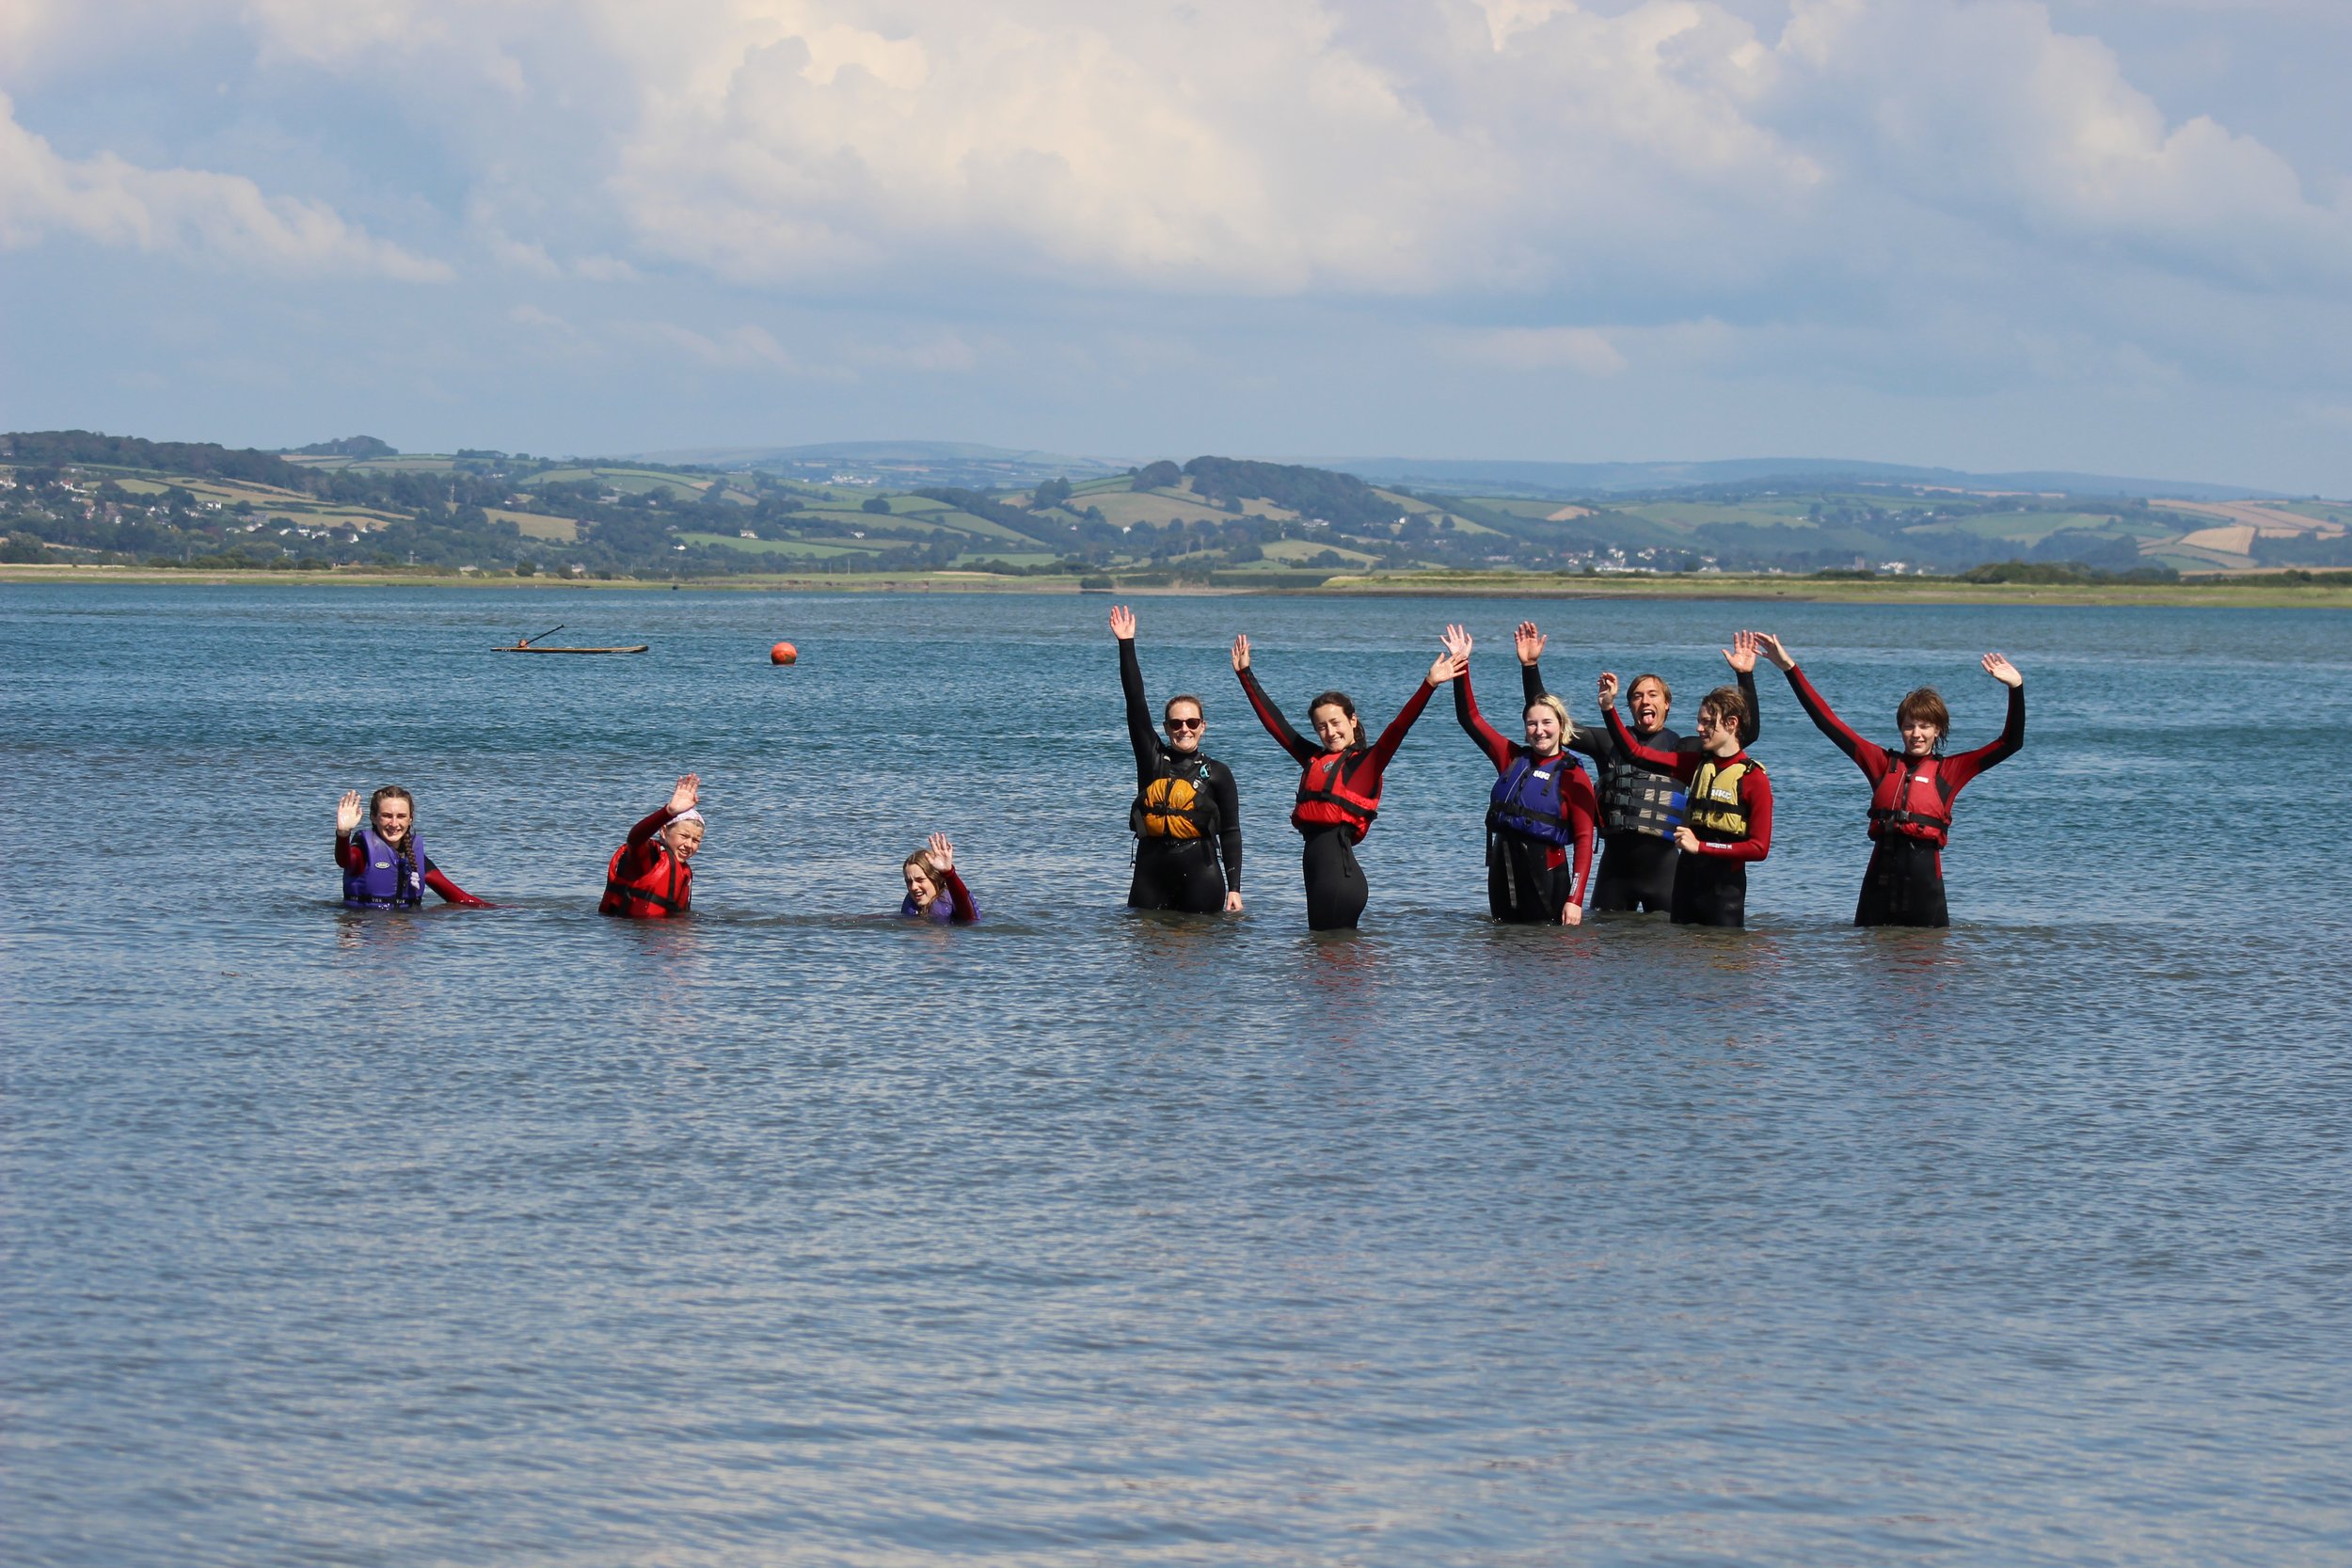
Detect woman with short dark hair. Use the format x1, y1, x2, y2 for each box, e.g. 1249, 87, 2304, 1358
1754, 634, 2024, 927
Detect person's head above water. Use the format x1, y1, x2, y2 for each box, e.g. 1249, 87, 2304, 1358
901, 832, 955, 908
369, 785, 415, 848
1163, 694, 1206, 755
1523, 693, 1573, 756
1897, 689, 1950, 757
1307, 691, 1362, 752
1692, 686, 1749, 757
658, 774, 704, 860
1626, 674, 1671, 735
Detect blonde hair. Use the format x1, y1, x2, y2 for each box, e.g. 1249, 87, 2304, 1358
1525, 692, 1574, 748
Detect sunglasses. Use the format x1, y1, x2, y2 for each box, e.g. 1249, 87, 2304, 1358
1166, 717, 1204, 731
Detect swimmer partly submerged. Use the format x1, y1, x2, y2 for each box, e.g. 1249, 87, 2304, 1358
1756, 633, 2024, 928
335, 786, 489, 908
900, 832, 977, 924
600, 774, 703, 919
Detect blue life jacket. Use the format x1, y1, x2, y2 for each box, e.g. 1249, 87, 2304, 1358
898, 893, 957, 923
343, 828, 425, 908
1487, 752, 1582, 848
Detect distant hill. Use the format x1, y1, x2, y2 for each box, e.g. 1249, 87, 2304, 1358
632, 440, 1125, 490
290, 435, 398, 458
1308, 456, 2291, 502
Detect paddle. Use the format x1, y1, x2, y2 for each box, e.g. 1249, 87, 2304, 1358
515, 623, 564, 648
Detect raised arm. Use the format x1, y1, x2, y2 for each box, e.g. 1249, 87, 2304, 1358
1232, 635, 1319, 766
1756, 633, 1873, 772
1113, 608, 1161, 781
627, 774, 699, 847
334, 790, 367, 870
929, 833, 977, 924
1452, 663, 1517, 771
1724, 631, 1762, 746
1940, 656, 2026, 788
1516, 620, 1549, 708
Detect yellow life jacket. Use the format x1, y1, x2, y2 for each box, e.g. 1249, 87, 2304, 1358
1133, 755, 1219, 840
1686, 756, 1760, 842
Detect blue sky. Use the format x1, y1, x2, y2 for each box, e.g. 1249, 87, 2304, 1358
3, 0, 2347, 491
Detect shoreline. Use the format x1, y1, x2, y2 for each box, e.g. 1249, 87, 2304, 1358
3, 562, 2346, 608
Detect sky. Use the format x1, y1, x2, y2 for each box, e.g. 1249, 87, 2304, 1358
2, 0, 2347, 492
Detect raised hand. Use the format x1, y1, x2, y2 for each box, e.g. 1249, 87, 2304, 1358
1441, 623, 1474, 665
1108, 604, 1136, 640
336, 789, 364, 835
1231, 633, 1251, 673
1723, 629, 1758, 673
1753, 632, 1795, 671
1982, 652, 2023, 688
1514, 620, 1547, 666
1429, 640, 1468, 685
667, 773, 701, 816
1597, 671, 1620, 708
927, 832, 955, 872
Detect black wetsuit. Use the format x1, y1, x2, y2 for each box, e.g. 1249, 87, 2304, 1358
1120, 637, 1242, 913
1521, 661, 1760, 913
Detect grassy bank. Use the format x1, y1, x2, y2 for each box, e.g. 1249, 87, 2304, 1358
6, 562, 2350, 608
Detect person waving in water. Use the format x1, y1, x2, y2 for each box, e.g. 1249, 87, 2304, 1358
1755, 633, 2024, 927
899, 832, 979, 924
1599, 674, 1772, 928
599, 774, 703, 919
1513, 621, 1761, 914
1233, 629, 1456, 930
1441, 625, 1598, 926
334, 786, 489, 908
1109, 605, 1243, 914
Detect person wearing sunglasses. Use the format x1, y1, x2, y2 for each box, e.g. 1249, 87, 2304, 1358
1232, 628, 1457, 930
1111, 606, 1244, 914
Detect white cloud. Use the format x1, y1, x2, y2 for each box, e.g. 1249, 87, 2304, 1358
0, 91, 450, 279
1454, 325, 1629, 375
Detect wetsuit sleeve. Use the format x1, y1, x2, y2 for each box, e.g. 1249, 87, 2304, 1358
1605, 705, 1694, 782
1737, 667, 1762, 747
336, 833, 366, 873
1366, 678, 1438, 772
1237, 664, 1319, 766
1566, 721, 1607, 764
941, 867, 977, 925
1452, 668, 1516, 772
422, 863, 489, 907
1783, 665, 1887, 782
612, 805, 677, 881
1688, 767, 1772, 862
1940, 681, 2026, 790
1119, 637, 1160, 787
1564, 766, 1598, 906
1210, 760, 1242, 892
1521, 658, 1547, 706
626, 805, 677, 847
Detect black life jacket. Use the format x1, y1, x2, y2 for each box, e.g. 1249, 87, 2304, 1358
1132, 751, 1221, 841
1597, 736, 1688, 840
1868, 753, 1954, 846
1686, 756, 1761, 844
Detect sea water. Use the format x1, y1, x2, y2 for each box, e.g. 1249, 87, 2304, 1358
2, 584, 2346, 1566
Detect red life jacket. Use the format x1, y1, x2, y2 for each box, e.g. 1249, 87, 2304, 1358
1294, 749, 1381, 838
1868, 753, 1953, 846
600, 841, 692, 918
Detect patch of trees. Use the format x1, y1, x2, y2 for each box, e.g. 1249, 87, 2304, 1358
3, 430, 308, 488
1182, 457, 1398, 535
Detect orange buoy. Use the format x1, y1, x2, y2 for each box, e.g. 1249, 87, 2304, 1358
770, 641, 798, 665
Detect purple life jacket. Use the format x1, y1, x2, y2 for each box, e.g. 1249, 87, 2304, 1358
1487, 752, 1582, 848
898, 893, 957, 923
344, 828, 425, 908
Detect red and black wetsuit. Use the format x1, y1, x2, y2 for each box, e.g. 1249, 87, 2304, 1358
333, 835, 487, 905
1781, 665, 2025, 927
1238, 663, 1438, 930
599, 805, 693, 919
1455, 668, 1598, 923
1120, 635, 1242, 913
1521, 659, 1760, 913
1605, 707, 1772, 928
